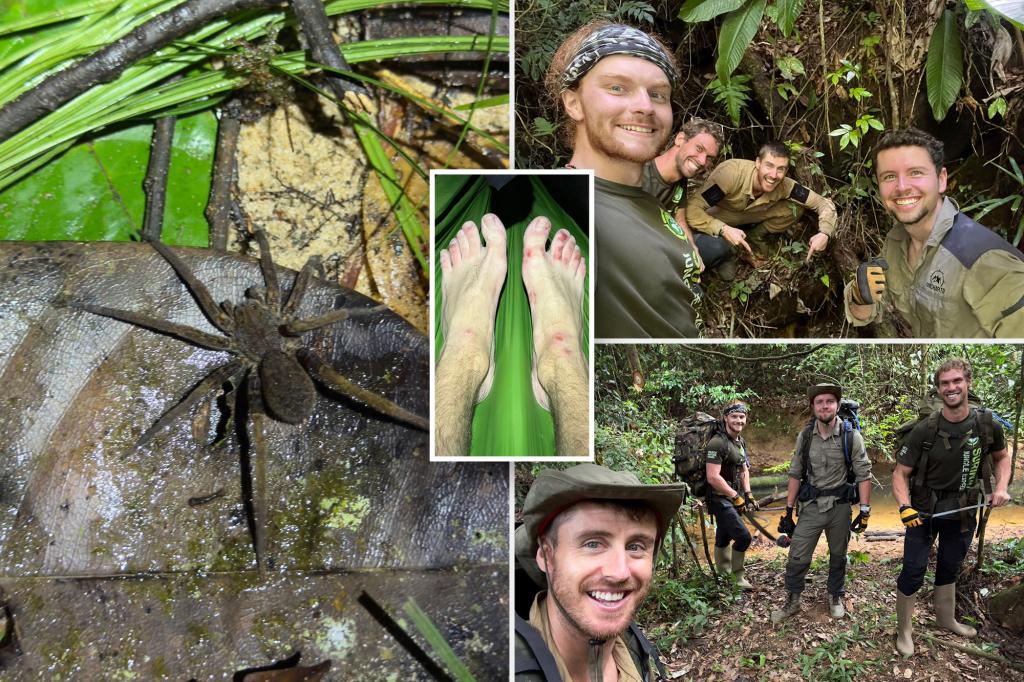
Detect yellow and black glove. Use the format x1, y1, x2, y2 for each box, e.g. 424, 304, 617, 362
852, 257, 889, 305
850, 510, 870, 533
778, 506, 796, 535
744, 491, 759, 511
900, 505, 923, 528
731, 494, 748, 513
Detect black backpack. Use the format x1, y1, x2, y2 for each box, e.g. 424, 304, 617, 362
893, 389, 1008, 509
796, 399, 862, 502
671, 412, 728, 498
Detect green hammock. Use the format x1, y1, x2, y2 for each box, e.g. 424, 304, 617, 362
433, 175, 591, 456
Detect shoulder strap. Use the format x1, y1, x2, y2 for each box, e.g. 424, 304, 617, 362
978, 408, 995, 489
514, 615, 562, 680
627, 623, 668, 681
799, 421, 815, 481
913, 411, 941, 488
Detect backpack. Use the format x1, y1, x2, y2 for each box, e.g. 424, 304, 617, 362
671, 412, 729, 499
893, 389, 1007, 512
796, 399, 862, 502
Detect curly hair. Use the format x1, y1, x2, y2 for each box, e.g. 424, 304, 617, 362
670, 118, 725, 152
934, 357, 972, 386
542, 20, 679, 152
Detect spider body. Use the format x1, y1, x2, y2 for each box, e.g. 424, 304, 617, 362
74, 232, 427, 571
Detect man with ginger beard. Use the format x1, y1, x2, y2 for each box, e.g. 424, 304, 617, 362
545, 21, 702, 338
514, 463, 684, 681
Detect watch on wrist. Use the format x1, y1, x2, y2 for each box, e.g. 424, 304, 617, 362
859, 504, 871, 514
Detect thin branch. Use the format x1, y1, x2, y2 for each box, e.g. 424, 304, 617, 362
920, 633, 1024, 672
0, 0, 281, 141
678, 344, 825, 363
205, 110, 242, 251
141, 113, 176, 242
290, 0, 368, 99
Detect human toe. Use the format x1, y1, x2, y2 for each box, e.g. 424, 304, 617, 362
549, 229, 571, 261
523, 216, 552, 258
480, 213, 508, 249
447, 239, 462, 267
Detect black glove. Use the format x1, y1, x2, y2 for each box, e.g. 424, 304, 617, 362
852, 257, 888, 305
731, 494, 748, 513
744, 491, 759, 511
850, 511, 869, 533
778, 506, 796, 535
900, 505, 923, 528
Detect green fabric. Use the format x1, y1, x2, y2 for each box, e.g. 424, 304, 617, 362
433, 175, 590, 457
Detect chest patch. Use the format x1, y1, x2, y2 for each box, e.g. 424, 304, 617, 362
927, 268, 946, 294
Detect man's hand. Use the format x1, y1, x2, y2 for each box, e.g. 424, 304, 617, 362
778, 506, 796, 535
991, 490, 1011, 507
721, 225, 754, 256
805, 232, 829, 262
900, 505, 923, 528
744, 491, 759, 511
850, 511, 869, 533
731, 494, 748, 513
852, 258, 889, 304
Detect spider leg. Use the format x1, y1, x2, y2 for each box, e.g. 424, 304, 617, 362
281, 256, 322, 319
136, 359, 246, 447
146, 237, 234, 333
252, 230, 281, 312
242, 371, 269, 575
283, 304, 387, 335
297, 348, 428, 431
78, 303, 232, 352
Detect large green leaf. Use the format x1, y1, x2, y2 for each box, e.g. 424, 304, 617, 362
715, 0, 765, 82
964, 0, 1024, 29
926, 9, 963, 122
679, 0, 745, 22
0, 111, 215, 245
773, 0, 806, 37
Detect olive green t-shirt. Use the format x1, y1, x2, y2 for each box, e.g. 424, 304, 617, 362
705, 432, 747, 498
594, 177, 700, 338
640, 160, 688, 213
898, 409, 1005, 492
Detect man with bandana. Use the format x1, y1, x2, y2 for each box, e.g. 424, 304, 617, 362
685, 142, 837, 279
544, 21, 702, 338
514, 463, 685, 681
704, 400, 756, 589
640, 118, 725, 275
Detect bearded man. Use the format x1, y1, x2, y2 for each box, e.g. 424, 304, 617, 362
545, 21, 701, 338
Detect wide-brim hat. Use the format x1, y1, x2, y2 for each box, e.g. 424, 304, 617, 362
807, 382, 842, 403
514, 463, 685, 585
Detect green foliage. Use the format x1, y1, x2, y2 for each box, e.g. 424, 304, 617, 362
985, 536, 1024, 578
772, 0, 806, 38
828, 113, 883, 150
729, 278, 754, 303
532, 117, 557, 138
642, 570, 722, 639
988, 96, 1008, 119
715, 0, 765, 82
961, 157, 1024, 247
763, 461, 790, 474
708, 75, 752, 127
926, 8, 964, 122
678, 0, 745, 22
775, 54, 805, 80
797, 625, 870, 681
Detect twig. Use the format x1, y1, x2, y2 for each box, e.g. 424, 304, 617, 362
141, 113, 176, 242
357, 591, 456, 682
0, 0, 281, 141
205, 110, 242, 251
678, 344, 824, 362
290, 0, 368, 99
920, 633, 1024, 672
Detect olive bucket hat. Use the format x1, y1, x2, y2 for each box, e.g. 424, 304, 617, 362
806, 382, 842, 403
514, 463, 686, 586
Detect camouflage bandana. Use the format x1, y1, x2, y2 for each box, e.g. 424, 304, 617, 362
560, 24, 677, 92
724, 403, 748, 416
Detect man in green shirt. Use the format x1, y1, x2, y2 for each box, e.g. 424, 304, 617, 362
545, 21, 702, 338
844, 128, 1024, 337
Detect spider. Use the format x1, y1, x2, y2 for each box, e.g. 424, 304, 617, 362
75, 231, 427, 572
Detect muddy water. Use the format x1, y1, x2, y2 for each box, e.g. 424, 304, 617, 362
749, 474, 1024, 533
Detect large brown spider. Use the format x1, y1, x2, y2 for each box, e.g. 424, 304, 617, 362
75, 231, 427, 571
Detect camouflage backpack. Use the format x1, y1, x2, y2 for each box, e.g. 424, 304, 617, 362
671, 412, 726, 498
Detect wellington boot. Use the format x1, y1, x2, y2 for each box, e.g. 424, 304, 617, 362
895, 590, 915, 657
714, 545, 732, 575
934, 583, 977, 637
829, 594, 845, 619
731, 550, 753, 590
770, 592, 800, 625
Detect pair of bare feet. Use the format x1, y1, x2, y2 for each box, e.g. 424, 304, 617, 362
437, 213, 587, 455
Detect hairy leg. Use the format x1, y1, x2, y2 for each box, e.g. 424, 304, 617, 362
435, 215, 507, 455
520, 216, 587, 456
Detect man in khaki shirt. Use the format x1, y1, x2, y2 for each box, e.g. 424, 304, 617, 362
686, 142, 837, 278
514, 464, 684, 681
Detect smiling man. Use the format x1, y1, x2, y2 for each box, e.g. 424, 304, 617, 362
641, 119, 725, 275
514, 463, 685, 681
889, 358, 1011, 656
845, 128, 1024, 336
545, 21, 702, 338
685, 142, 837, 279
